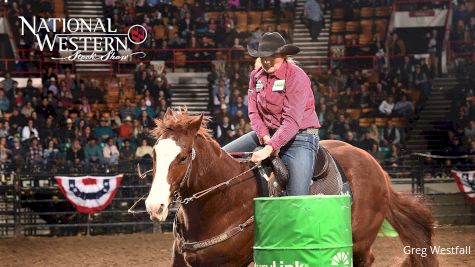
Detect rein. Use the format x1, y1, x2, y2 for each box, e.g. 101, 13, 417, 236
129, 145, 258, 254
173, 147, 257, 254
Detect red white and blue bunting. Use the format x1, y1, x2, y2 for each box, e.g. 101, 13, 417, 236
55, 175, 123, 214
451, 170, 475, 202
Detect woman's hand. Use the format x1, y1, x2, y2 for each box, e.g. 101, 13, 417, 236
251, 145, 273, 163
260, 135, 271, 145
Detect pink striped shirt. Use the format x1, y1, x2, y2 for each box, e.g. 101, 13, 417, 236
248, 61, 320, 150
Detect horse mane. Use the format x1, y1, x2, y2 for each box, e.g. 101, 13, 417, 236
151, 108, 214, 142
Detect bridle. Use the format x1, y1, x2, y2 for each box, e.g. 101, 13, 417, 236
130, 140, 258, 255
172, 143, 258, 255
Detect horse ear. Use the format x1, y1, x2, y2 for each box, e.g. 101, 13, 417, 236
164, 108, 175, 120
189, 114, 203, 134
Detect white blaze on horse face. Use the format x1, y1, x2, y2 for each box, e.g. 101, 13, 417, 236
145, 138, 181, 222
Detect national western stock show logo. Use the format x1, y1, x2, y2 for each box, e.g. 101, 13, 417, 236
18, 16, 147, 61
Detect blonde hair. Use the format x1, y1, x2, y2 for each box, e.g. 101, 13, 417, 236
254, 58, 262, 70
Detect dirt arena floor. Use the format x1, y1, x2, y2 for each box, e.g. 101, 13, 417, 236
0, 226, 473, 267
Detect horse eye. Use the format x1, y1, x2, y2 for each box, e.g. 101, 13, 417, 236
179, 155, 188, 163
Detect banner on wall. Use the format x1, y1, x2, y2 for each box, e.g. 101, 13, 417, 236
451, 170, 475, 202
393, 10, 448, 28
55, 175, 123, 214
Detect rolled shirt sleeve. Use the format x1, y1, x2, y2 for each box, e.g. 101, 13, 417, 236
248, 70, 270, 139
267, 70, 309, 150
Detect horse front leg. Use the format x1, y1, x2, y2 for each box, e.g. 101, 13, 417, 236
171, 239, 189, 267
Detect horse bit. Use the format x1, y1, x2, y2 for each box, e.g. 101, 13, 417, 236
129, 143, 258, 255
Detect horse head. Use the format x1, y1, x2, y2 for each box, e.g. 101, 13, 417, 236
145, 108, 205, 221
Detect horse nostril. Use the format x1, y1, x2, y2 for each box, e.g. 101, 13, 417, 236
158, 204, 165, 214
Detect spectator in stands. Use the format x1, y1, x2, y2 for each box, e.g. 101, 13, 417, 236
22, 119, 39, 142
60, 118, 76, 144
118, 116, 134, 141
413, 64, 430, 99
453, 3, 470, 25
388, 32, 406, 69
135, 69, 150, 94
464, 120, 475, 140
168, 32, 187, 48
343, 131, 358, 147
249, 27, 263, 47
0, 120, 8, 139
120, 98, 135, 120
120, 139, 135, 161
84, 137, 104, 165
103, 137, 120, 165
11, 138, 24, 165
427, 29, 439, 77
215, 115, 235, 146
1, 72, 14, 94
338, 87, 355, 110
231, 38, 245, 60
36, 97, 56, 120
380, 120, 401, 147
142, 89, 155, 108
452, 107, 469, 133
23, 78, 38, 103
38, 115, 55, 142
9, 108, 27, 133
0, 137, 11, 164
66, 139, 85, 164
27, 137, 43, 164
359, 130, 378, 152
43, 139, 61, 164
93, 118, 114, 143
135, 99, 155, 119
21, 102, 34, 118
78, 126, 93, 147
393, 94, 414, 117
47, 77, 59, 96
304, 0, 323, 42
79, 97, 92, 114
359, 85, 372, 109
139, 110, 155, 129
109, 110, 121, 130
0, 90, 10, 112
378, 95, 395, 116
375, 41, 386, 72
135, 138, 153, 159
178, 12, 194, 40
328, 114, 350, 140
398, 56, 414, 88
229, 95, 248, 119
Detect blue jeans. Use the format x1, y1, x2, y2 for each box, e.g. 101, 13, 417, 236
223, 131, 319, 195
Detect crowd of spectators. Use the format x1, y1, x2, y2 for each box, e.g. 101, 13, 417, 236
104, 0, 291, 66
0, 65, 172, 172
450, 2, 475, 75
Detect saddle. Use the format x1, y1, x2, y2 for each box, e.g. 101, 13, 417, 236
255, 146, 351, 198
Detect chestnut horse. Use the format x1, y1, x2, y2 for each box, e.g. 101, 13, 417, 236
145, 109, 438, 267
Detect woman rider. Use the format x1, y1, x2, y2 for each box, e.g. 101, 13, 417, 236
223, 32, 321, 196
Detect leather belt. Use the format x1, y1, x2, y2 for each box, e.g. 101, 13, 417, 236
269, 128, 319, 135
298, 128, 319, 135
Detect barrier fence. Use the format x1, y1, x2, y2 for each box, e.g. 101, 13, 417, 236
0, 161, 175, 237
0, 153, 474, 237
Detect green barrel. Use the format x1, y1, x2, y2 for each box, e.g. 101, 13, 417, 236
254, 195, 353, 267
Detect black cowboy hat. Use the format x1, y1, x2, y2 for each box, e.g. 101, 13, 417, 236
247, 32, 300, 58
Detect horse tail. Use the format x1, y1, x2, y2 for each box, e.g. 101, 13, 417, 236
385, 173, 439, 267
